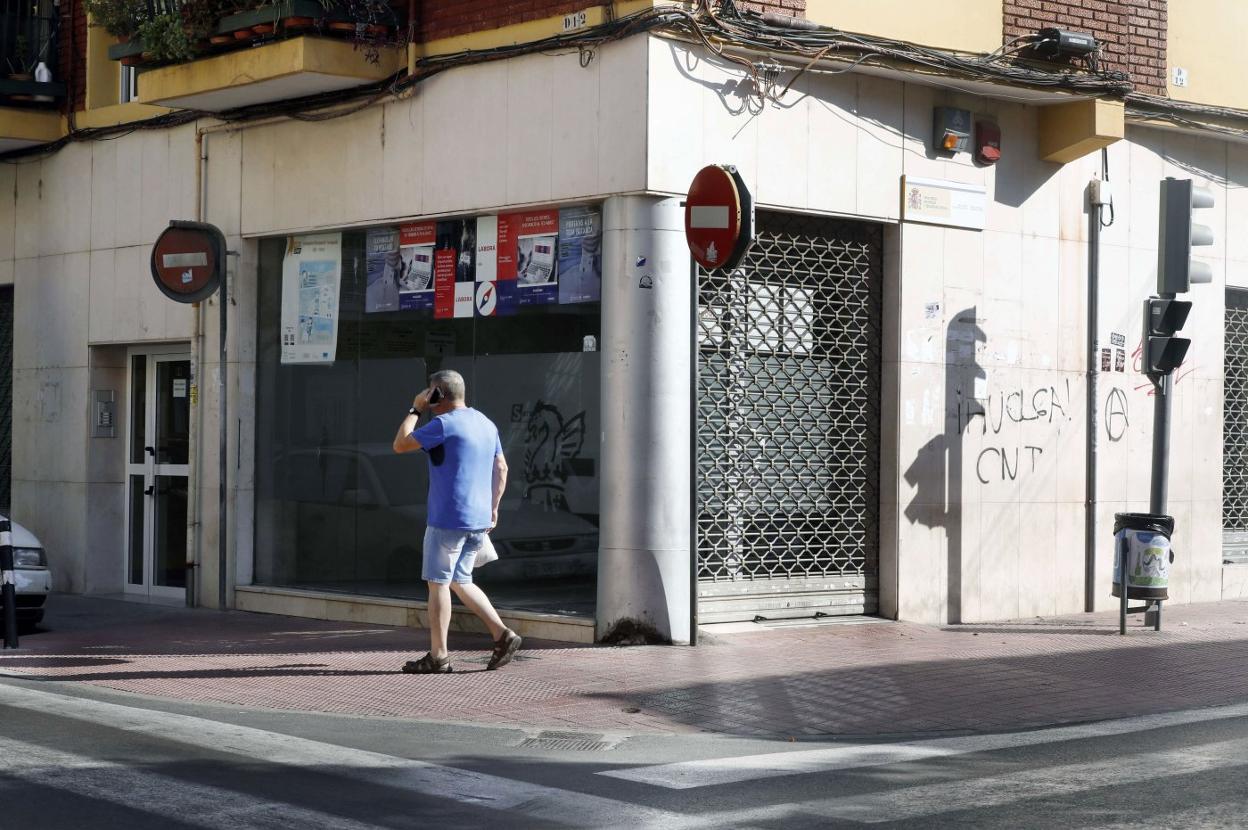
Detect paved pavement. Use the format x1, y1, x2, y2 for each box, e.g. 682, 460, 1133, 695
3, 594, 1248, 738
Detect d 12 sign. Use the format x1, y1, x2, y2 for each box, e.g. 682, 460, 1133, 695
150, 221, 227, 304
685, 165, 753, 272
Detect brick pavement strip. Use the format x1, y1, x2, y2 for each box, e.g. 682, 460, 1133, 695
2, 597, 1248, 737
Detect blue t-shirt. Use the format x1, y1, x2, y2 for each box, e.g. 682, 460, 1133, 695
411, 407, 502, 530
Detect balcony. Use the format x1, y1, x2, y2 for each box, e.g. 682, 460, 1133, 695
98, 0, 405, 112
1, 1, 65, 151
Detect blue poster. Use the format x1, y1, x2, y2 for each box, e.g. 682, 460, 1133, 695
557, 206, 601, 304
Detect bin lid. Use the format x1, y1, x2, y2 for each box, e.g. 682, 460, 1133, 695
1113, 512, 1174, 537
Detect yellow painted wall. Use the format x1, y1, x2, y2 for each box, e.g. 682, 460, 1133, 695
806, 0, 1002, 54
1167, 0, 1248, 109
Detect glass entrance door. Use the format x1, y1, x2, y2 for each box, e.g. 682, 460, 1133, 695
124, 350, 191, 599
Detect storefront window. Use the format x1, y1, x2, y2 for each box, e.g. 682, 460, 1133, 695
255, 209, 602, 617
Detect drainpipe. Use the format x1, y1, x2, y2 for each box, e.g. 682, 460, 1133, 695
1085, 151, 1112, 611
186, 127, 208, 608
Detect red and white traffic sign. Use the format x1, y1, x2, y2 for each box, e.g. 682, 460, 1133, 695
685, 165, 753, 271
150, 221, 226, 304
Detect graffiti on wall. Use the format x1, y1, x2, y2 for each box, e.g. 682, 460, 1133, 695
519, 401, 588, 510
950, 379, 1075, 484
1104, 387, 1129, 442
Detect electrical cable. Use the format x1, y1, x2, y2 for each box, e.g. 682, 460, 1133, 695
1, 3, 1148, 162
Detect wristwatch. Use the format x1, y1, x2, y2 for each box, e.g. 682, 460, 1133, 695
408, 406, 422, 417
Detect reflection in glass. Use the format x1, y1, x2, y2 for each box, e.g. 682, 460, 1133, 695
127, 475, 144, 585
129, 355, 146, 465
153, 475, 187, 588
255, 230, 602, 617
156, 361, 191, 465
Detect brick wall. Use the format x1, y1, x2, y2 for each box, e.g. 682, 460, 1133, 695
417, 0, 608, 42
729, 0, 806, 18
417, 0, 806, 42
1003, 0, 1166, 95
56, 0, 88, 112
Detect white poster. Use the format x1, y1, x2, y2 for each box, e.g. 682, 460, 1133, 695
475, 214, 498, 283
281, 233, 342, 364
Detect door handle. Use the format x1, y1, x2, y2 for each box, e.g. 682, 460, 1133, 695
144, 485, 154, 496
145, 446, 155, 457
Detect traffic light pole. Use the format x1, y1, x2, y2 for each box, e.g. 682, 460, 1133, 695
1149, 369, 1172, 515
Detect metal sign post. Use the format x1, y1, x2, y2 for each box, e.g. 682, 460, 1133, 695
0, 519, 18, 648
151, 221, 231, 611
683, 166, 755, 646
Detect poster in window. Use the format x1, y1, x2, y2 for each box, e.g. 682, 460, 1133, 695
397, 222, 437, 312
510, 209, 559, 306
364, 228, 401, 313
280, 233, 342, 364
557, 206, 601, 304
474, 214, 518, 317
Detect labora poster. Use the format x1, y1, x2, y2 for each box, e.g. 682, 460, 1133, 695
281, 234, 342, 364
362, 205, 602, 317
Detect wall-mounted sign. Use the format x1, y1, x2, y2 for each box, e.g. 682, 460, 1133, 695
150, 221, 226, 303
901, 176, 988, 231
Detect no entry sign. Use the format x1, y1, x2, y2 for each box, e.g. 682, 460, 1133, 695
685, 165, 753, 271
150, 221, 227, 304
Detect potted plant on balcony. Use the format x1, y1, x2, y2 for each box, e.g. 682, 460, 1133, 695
137, 13, 196, 63
85, 0, 153, 63
6, 35, 33, 82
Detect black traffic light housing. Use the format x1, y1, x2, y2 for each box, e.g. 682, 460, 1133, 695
1144, 297, 1192, 376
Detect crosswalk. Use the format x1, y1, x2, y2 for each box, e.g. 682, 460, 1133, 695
2, 681, 1248, 828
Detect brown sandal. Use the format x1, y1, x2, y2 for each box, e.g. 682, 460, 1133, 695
402, 653, 452, 674
487, 630, 522, 670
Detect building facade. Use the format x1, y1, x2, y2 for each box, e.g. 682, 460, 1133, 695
3, 0, 1247, 643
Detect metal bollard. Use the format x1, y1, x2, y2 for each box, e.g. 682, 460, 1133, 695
0, 519, 18, 649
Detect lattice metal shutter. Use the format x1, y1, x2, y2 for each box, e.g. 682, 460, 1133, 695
1225, 288, 1248, 563
0, 286, 11, 514
696, 212, 882, 622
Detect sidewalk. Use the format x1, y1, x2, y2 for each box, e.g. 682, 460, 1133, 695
2, 594, 1248, 738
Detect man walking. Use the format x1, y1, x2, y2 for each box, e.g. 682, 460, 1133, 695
393, 369, 522, 673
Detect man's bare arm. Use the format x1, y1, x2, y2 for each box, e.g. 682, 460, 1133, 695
490, 452, 508, 529
393, 388, 434, 454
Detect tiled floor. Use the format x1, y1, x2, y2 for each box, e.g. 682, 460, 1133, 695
4, 595, 1248, 737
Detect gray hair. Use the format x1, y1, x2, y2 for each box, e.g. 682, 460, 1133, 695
430, 369, 466, 402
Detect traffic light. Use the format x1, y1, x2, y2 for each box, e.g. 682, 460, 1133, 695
1143, 297, 1192, 375
1157, 177, 1215, 294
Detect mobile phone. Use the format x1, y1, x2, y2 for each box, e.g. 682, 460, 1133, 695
428, 386, 442, 405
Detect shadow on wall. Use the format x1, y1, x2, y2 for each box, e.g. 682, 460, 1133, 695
903, 307, 986, 624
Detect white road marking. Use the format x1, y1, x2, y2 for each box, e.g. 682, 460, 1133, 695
601, 701, 1248, 789
0, 683, 686, 830
0, 735, 388, 830
700, 739, 1248, 826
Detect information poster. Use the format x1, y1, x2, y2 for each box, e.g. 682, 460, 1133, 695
364, 228, 400, 313
511, 209, 560, 306
473, 214, 517, 317
432, 220, 475, 319
397, 222, 436, 311
281, 234, 342, 364
557, 206, 601, 304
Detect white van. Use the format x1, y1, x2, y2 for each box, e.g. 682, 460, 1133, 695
1, 514, 52, 631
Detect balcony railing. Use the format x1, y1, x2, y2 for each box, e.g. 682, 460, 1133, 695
105, 0, 405, 68
1, 2, 65, 107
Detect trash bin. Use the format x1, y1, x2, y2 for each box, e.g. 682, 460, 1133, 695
1112, 512, 1175, 601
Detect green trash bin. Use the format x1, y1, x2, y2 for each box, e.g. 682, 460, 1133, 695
1112, 512, 1174, 601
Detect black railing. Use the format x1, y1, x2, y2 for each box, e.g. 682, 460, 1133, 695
1, 1, 64, 105
1, 2, 58, 76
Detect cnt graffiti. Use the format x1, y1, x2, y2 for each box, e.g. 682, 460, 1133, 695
951, 379, 1074, 484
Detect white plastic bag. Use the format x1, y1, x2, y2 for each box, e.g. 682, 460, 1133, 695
473, 533, 499, 569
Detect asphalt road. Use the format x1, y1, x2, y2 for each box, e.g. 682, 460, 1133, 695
1, 674, 1247, 829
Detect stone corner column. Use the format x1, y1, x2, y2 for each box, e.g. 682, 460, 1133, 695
596, 195, 692, 645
